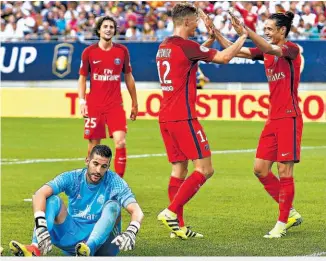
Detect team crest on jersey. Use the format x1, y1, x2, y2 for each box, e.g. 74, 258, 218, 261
85, 129, 90, 135
200, 46, 209, 53
52, 43, 74, 78
114, 58, 121, 65
97, 194, 105, 205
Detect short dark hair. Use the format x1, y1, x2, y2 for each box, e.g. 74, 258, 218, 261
94, 16, 117, 37
269, 11, 294, 37
172, 3, 198, 25
89, 145, 112, 160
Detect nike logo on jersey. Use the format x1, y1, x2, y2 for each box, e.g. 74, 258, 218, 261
93, 60, 101, 64
281, 152, 290, 156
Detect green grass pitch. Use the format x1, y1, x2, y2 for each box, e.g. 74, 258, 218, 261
1, 118, 325, 256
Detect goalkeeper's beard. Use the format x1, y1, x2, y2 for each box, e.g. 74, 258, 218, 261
87, 170, 104, 184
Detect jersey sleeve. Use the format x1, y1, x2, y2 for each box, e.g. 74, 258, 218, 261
46, 170, 76, 196
281, 42, 299, 60
249, 47, 264, 61
181, 40, 217, 63
79, 48, 90, 76
111, 175, 137, 208
122, 46, 132, 74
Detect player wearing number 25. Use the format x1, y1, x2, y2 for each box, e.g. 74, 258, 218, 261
78, 16, 138, 178
156, 3, 248, 239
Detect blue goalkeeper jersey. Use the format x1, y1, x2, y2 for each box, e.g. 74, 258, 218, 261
46, 168, 136, 224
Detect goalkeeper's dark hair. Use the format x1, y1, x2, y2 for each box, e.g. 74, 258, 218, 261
94, 16, 117, 37
90, 145, 112, 160
172, 3, 198, 26
269, 11, 294, 37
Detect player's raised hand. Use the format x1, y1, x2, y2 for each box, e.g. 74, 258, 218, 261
228, 11, 248, 37
130, 104, 138, 121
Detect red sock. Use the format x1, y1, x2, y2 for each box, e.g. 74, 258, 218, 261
115, 148, 126, 178
168, 176, 185, 227
168, 171, 206, 214
278, 177, 295, 223
258, 172, 280, 203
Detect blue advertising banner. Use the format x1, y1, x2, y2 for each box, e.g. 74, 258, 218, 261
1, 41, 325, 82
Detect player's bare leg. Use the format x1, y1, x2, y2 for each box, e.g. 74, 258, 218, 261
112, 131, 127, 178
87, 139, 101, 162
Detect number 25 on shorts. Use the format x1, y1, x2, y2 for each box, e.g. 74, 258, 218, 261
85, 118, 97, 128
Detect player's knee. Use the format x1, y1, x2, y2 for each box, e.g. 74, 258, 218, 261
278, 165, 293, 178
46, 195, 62, 209
103, 200, 120, 219
115, 139, 126, 148
205, 167, 214, 179
253, 165, 265, 178
196, 167, 214, 179
46, 195, 62, 216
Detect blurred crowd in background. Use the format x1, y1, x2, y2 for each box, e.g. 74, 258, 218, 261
1, 1, 326, 42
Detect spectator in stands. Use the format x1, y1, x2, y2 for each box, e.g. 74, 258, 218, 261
235, 1, 258, 32
125, 20, 141, 41
289, 2, 301, 27
142, 22, 155, 41
290, 18, 308, 40
256, 12, 268, 36
301, 4, 317, 26
155, 20, 169, 41
304, 23, 320, 39
317, 13, 326, 33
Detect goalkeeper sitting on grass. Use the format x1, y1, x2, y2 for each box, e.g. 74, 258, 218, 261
9, 145, 144, 256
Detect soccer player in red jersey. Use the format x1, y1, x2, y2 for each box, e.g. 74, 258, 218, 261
156, 3, 248, 240
78, 16, 138, 178
205, 10, 303, 238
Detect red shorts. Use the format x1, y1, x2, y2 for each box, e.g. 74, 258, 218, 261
256, 116, 303, 163
84, 107, 127, 140
159, 119, 211, 163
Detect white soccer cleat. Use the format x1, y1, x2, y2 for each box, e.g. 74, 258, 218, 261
264, 222, 287, 238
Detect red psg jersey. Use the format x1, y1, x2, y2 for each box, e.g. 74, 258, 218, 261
79, 43, 132, 112
250, 41, 302, 119
156, 36, 217, 122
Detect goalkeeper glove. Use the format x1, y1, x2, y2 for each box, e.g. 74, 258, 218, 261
34, 211, 52, 255
111, 221, 140, 251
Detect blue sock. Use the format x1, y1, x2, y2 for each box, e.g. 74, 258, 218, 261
86, 200, 120, 256
32, 195, 62, 244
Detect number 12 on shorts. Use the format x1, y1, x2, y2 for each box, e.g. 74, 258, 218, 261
197, 130, 207, 143
85, 118, 97, 128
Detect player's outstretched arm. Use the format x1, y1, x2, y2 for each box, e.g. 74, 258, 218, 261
199, 8, 252, 58
229, 10, 282, 57
112, 202, 144, 251
124, 72, 138, 121
32, 185, 54, 255
211, 32, 247, 64
78, 75, 88, 117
